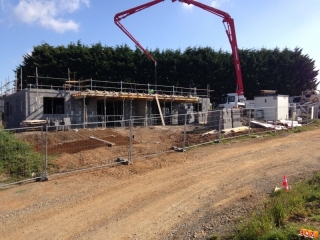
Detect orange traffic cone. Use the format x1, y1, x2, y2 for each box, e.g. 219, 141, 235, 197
282, 175, 289, 191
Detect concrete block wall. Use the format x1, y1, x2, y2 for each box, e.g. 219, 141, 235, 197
178, 103, 195, 124
4, 89, 78, 128
0, 96, 4, 112
33, 89, 77, 124
207, 108, 241, 130
3, 91, 26, 129
199, 98, 210, 112
3, 90, 212, 128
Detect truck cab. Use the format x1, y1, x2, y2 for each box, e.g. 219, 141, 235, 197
219, 93, 245, 109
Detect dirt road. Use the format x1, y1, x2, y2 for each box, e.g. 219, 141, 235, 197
1, 128, 320, 239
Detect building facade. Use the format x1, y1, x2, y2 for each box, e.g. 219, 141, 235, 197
3, 88, 211, 129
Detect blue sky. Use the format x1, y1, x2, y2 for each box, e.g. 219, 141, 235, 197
1, 0, 320, 93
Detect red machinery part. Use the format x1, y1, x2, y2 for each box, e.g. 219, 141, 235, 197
114, 0, 165, 67
114, 0, 244, 96
172, 0, 244, 96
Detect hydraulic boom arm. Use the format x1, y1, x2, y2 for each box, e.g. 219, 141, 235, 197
114, 0, 164, 67
172, 0, 244, 96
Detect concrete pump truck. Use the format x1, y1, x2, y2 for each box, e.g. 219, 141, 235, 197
115, 0, 249, 109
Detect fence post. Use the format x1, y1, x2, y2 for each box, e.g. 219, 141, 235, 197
83, 96, 86, 129
291, 104, 294, 128
218, 110, 222, 141
46, 125, 48, 174
129, 117, 133, 164
274, 106, 277, 133
248, 108, 251, 136
183, 113, 187, 151
145, 99, 148, 127
307, 105, 309, 124
40, 125, 48, 181
104, 95, 106, 128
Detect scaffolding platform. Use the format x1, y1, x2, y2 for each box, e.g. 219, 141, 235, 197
72, 90, 199, 103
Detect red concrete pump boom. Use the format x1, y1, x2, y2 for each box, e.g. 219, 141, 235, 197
114, 0, 164, 67
114, 0, 164, 90
172, 0, 244, 97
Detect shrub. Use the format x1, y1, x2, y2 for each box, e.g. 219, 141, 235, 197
0, 129, 42, 181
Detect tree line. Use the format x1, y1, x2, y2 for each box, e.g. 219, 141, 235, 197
15, 41, 319, 101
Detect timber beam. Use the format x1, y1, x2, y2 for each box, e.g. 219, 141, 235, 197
72, 90, 199, 103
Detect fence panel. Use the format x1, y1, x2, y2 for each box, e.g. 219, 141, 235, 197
1, 104, 318, 186
181, 105, 320, 149
0, 126, 45, 185
129, 115, 186, 161
45, 121, 131, 174
179, 111, 221, 149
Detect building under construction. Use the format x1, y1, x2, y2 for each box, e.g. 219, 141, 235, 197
2, 78, 211, 129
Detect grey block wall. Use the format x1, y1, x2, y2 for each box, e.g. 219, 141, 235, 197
4, 89, 78, 128
207, 108, 241, 130
4, 90, 212, 129
3, 90, 26, 129
178, 103, 195, 124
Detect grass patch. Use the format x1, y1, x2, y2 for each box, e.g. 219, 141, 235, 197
233, 172, 320, 240
207, 234, 220, 240
289, 119, 320, 133
310, 215, 320, 222
0, 128, 42, 183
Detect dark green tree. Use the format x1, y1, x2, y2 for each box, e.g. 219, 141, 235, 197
14, 42, 319, 101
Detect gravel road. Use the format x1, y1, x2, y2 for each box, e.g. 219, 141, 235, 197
0, 128, 320, 239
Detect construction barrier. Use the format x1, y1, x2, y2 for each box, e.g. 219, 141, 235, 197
299, 228, 319, 238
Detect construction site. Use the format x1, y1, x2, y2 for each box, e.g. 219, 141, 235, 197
1, 78, 210, 129
1, 0, 320, 239
1, 0, 319, 188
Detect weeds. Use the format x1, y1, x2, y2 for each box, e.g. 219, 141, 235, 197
0, 128, 42, 182
234, 172, 320, 240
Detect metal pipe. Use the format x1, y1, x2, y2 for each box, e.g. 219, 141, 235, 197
218, 110, 222, 141
122, 99, 125, 127
83, 96, 86, 128
129, 117, 133, 164
36, 67, 38, 111
104, 95, 106, 128
274, 106, 277, 133
183, 113, 187, 151
145, 99, 148, 127
248, 108, 251, 136
45, 125, 48, 176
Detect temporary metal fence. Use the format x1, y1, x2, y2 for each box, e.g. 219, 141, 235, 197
0, 105, 318, 187
45, 120, 132, 174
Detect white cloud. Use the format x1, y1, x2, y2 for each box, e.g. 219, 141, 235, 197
211, 0, 229, 8
182, 2, 193, 10
12, 0, 90, 33
58, 0, 89, 12
181, 0, 229, 10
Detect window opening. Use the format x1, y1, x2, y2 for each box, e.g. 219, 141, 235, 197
43, 97, 64, 114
